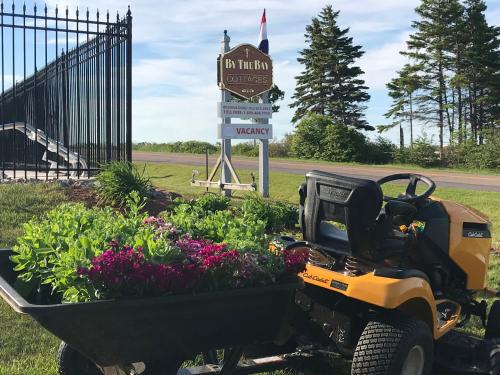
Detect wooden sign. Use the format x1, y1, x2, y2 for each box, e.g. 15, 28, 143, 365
219, 44, 273, 100
217, 102, 272, 119
218, 123, 273, 139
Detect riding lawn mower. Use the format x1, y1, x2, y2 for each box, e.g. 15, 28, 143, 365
282, 170, 500, 374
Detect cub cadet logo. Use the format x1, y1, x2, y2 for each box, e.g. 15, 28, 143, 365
302, 273, 329, 284
466, 231, 485, 238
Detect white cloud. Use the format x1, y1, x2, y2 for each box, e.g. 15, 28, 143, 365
40, 0, 500, 143
133, 94, 219, 142
133, 58, 207, 88
360, 32, 410, 91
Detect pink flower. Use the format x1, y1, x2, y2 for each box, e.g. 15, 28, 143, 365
281, 248, 309, 274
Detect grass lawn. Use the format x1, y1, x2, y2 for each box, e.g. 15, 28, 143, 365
141, 162, 500, 245
0, 169, 498, 375
0, 184, 67, 375
132, 147, 500, 176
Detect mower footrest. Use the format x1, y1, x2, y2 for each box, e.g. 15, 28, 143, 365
177, 352, 315, 375
436, 300, 461, 329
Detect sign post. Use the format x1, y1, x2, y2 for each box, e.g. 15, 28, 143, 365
258, 93, 270, 197
220, 31, 232, 197
191, 30, 273, 197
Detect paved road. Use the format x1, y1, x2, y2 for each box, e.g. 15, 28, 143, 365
133, 151, 500, 192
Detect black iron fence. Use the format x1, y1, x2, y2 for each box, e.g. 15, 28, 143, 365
0, 3, 132, 179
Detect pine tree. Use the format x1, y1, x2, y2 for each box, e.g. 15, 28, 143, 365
384, 64, 423, 148
403, 0, 464, 158
463, 0, 500, 144
290, 5, 370, 129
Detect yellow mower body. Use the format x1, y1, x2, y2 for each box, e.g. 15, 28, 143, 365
299, 197, 492, 339
288, 171, 499, 375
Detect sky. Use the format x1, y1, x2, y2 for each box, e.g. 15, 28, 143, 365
17, 1, 500, 143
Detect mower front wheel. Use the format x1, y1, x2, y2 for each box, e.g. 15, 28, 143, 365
351, 314, 433, 375
486, 300, 500, 339
488, 338, 500, 375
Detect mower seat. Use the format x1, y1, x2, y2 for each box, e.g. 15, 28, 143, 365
299, 170, 408, 261
318, 221, 350, 253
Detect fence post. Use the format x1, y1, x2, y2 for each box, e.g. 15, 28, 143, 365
105, 12, 112, 162
125, 7, 132, 163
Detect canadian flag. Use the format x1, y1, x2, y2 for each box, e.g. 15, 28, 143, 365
258, 9, 269, 54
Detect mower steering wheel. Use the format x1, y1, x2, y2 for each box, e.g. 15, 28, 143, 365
377, 173, 436, 203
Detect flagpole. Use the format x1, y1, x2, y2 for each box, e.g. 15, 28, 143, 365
257, 9, 269, 197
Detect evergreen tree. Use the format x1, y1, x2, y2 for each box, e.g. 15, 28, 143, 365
383, 64, 423, 148
463, 0, 500, 144
290, 5, 370, 129
403, 0, 464, 158
268, 84, 285, 113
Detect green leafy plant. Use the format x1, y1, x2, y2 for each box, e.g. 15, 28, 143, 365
96, 161, 152, 207
240, 195, 298, 232
189, 193, 230, 213
11, 193, 173, 302
11, 192, 305, 303
164, 199, 268, 251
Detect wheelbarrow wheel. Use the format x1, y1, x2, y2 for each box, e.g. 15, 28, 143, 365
57, 342, 102, 375
57, 341, 173, 375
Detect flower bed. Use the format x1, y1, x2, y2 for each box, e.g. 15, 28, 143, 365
11, 193, 307, 303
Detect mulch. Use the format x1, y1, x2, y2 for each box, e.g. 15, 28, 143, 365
64, 185, 99, 208
64, 185, 178, 216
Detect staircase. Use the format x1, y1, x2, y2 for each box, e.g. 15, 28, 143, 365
0, 122, 88, 177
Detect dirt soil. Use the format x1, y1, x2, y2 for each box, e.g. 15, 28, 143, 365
65, 185, 177, 216
64, 185, 99, 207
143, 188, 180, 216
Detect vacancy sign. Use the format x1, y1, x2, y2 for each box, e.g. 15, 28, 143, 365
218, 123, 273, 139
218, 102, 272, 119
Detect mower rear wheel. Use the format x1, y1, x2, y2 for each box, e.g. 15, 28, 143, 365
486, 301, 500, 339
489, 339, 500, 375
351, 314, 433, 375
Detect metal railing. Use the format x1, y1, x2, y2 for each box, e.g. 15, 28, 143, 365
0, 3, 132, 179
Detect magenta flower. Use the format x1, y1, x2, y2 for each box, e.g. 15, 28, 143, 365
75, 215, 308, 300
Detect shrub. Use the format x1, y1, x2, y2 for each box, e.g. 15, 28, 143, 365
393, 137, 440, 167
133, 141, 218, 154
463, 133, 500, 169
190, 193, 230, 213
232, 137, 294, 158
321, 122, 367, 162
240, 195, 298, 232
178, 140, 218, 154
270, 135, 293, 158
232, 142, 259, 157
96, 161, 152, 207
291, 114, 378, 163
363, 136, 396, 164
291, 114, 331, 159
